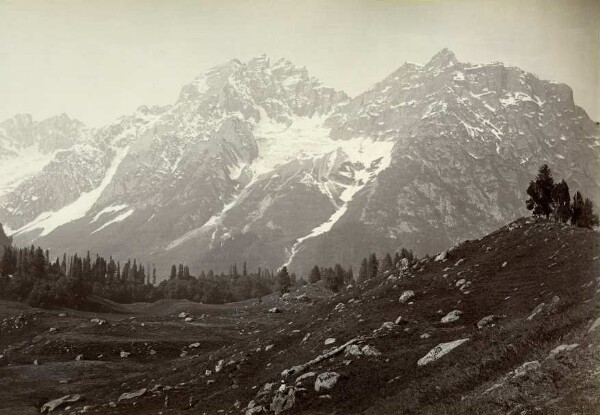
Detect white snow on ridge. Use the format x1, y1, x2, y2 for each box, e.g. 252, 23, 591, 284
91, 204, 129, 223
13, 146, 130, 238
91, 208, 134, 234
282, 138, 395, 268
0, 147, 57, 197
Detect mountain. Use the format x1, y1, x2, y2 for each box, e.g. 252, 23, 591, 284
1, 50, 598, 276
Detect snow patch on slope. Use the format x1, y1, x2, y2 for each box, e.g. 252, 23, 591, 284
91, 208, 134, 234
282, 138, 395, 268
13, 146, 130, 237
0, 147, 57, 197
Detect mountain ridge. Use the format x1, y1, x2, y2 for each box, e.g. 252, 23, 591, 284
0, 49, 598, 276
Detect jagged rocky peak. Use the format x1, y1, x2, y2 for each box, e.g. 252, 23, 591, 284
425, 47, 458, 68
0, 113, 89, 153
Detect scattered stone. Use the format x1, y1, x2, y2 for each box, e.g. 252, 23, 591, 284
435, 251, 447, 262
270, 386, 296, 414
41, 394, 83, 413
58, 313, 67, 317
361, 345, 381, 356
268, 307, 281, 314
49, 327, 57, 333
379, 321, 396, 331
420, 333, 431, 339
215, 359, 225, 373
548, 343, 579, 358
588, 316, 600, 333
394, 316, 404, 325
334, 303, 345, 312
455, 279, 466, 287
399, 290, 415, 303
34, 359, 39, 365
501, 261, 507, 267
265, 344, 274, 351
120, 351, 130, 358
454, 258, 465, 266
513, 360, 541, 377
90, 318, 107, 325
188, 342, 200, 349
178, 312, 188, 318
417, 338, 469, 366
295, 371, 316, 384
441, 310, 462, 323
184, 317, 194, 323
75, 354, 83, 361
345, 344, 362, 356
314, 372, 340, 392
324, 338, 336, 345
301, 333, 311, 343
118, 388, 147, 402
477, 314, 505, 329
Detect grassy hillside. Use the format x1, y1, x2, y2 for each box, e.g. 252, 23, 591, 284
0, 218, 598, 414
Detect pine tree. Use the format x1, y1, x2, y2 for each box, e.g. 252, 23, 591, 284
308, 265, 321, 283
170, 265, 177, 280
382, 253, 393, 274
551, 179, 571, 223
368, 253, 379, 279
358, 258, 368, 282
276, 266, 291, 295
571, 191, 584, 226
526, 164, 555, 218
580, 198, 600, 228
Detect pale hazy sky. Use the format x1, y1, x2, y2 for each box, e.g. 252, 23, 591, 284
0, 0, 598, 127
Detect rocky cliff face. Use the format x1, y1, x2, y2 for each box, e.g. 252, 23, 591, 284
1, 50, 598, 276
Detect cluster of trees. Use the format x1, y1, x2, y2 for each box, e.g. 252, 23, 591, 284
526, 164, 599, 228
306, 248, 415, 292
0, 246, 158, 307
0, 245, 278, 307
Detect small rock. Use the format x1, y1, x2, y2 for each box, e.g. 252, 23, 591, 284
513, 360, 540, 377
184, 317, 194, 323
314, 372, 340, 392
178, 312, 189, 318
477, 315, 505, 329
324, 338, 336, 345
344, 344, 362, 356
118, 388, 147, 402
441, 310, 462, 323
265, 344, 274, 351
215, 359, 224, 373
268, 307, 281, 314
420, 333, 431, 339
75, 354, 83, 361
41, 394, 83, 413
548, 344, 579, 358
399, 290, 415, 303
435, 251, 447, 262
120, 351, 131, 358
361, 345, 381, 356
49, 327, 57, 333
417, 338, 469, 366
379, 321, 396, 330
188, 342, 200, 348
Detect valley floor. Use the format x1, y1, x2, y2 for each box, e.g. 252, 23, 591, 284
0, 218, 599, 414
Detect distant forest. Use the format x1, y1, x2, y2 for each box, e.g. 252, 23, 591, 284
0, 235, 414, 309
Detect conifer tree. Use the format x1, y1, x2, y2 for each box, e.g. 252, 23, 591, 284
551, 179, 571, 223
382, 253, 393, 274
368, 253, 379, 279
358, 258, 368, 282
308, 265, 321, 283
526, 164, 555, 218
276, 266, 291, 294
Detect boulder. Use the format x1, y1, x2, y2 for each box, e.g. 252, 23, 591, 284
399, 290, 415, 303
441, 310, 462, 323
417, 338, 469, 366
215, 359, 225, 373
344, 344, 362, 356
361, 345, 381, 356
434, 251, 447, 262
477, 314, 504, 329
269, 386, 296, 414
513, 360, 540, 377
118, 388, 147, 402
314, 372, 340, 392
548, 343, 579, 358
41, 394, 83, 413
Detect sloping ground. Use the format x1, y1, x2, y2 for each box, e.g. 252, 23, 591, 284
0, 218, 598, 414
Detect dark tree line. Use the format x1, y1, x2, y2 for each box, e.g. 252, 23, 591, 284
0, 245, 278, 307
526, 164, 599, 228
